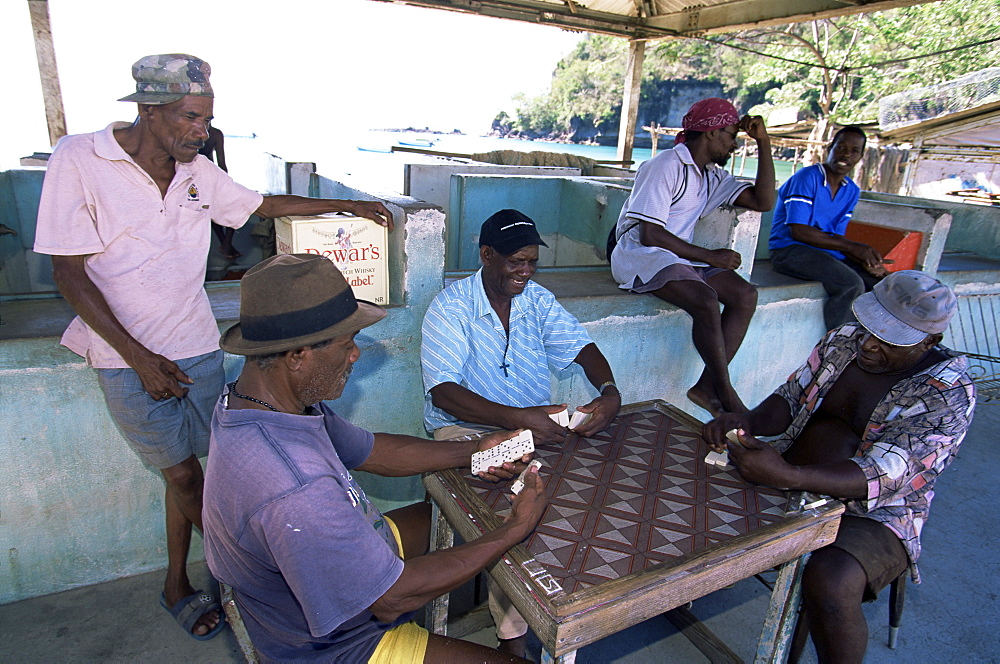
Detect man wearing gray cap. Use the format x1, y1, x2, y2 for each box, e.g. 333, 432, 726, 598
32, 54, 393, 640
704, 270, 976, 662
204, 254, 545, 662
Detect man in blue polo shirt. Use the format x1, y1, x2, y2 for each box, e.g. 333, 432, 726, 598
769, 126, 889, 330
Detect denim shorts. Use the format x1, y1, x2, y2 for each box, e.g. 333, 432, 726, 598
96, 350, 225, 470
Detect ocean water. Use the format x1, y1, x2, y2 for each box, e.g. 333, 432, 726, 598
223, 129, 795, 197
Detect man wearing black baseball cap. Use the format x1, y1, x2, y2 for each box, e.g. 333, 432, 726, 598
704, 270, 976, 661
420, 209, 621, 654
203, 254, 545, 663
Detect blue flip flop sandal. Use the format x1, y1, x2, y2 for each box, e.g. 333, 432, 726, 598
160, 590, 227, 641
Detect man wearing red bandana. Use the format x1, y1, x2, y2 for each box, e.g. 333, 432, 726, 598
611, 98, 775, 415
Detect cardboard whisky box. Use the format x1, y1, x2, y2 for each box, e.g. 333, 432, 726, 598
274, 214, 389, 305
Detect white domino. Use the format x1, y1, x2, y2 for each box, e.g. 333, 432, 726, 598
726, 428, 743, 445
472, 429, 535, 475
569, 410, 594, 431
510, 459, 543, 495
704, 450, 730, 467
802, 497, 830, 510
549, 408, 570, 428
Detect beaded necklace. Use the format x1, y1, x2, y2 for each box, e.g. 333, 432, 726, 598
227, 382, 280, 412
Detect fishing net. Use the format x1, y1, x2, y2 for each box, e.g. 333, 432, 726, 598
878, 67, 1000, 131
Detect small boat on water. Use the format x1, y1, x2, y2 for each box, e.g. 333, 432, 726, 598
357, 145, 394, 153
359, 137, 435, 153
397, 137, 436, 148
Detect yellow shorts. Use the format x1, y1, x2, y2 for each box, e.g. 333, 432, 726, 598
367, 516, 429, 663
385, 516, 404, 558
368, 621, 429, 664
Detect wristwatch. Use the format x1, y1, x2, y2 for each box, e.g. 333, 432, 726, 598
599, 381, 619, 396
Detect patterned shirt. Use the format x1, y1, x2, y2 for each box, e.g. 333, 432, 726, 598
421, 269, 593, 432
773, 324, 976, 581
611, 143, 750, 288
768, 163, 860, 260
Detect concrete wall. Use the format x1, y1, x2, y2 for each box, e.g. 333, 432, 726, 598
404, 162, 580, 218
0, 186, 447, 604
862, 191, 1000, 261
2, 165, 998, 605
754, 193, 956, 273
757, 190, 1000, 266
447, 173, 759, 280
0, 160, 318, 290
0, 168, 52, 294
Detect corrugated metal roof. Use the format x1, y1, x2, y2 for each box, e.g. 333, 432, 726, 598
374, 0, 946, 39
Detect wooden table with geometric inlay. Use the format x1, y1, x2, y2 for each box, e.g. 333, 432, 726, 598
423, 400, 843, 663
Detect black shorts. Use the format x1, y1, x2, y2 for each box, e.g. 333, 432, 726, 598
828, 515, 910, 602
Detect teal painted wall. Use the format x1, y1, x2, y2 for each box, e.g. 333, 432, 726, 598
0, 168, 51, 294
756, 191, 1000, 263
447, 175, 632, 270
2, 167, 997, 605
862, 191, 1000, 261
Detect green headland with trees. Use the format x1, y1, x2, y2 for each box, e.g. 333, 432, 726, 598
496, 0, 999, 146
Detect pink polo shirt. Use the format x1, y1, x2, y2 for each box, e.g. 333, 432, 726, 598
34, 122, 264, 368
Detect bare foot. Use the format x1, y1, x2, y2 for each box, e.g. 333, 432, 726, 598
687, 386, 725, 418
718, 388, 748, 415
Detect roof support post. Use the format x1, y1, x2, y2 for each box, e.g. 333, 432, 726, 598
900, 136, 923, 196
616, 39, 646, 165
28, 0, 67, 147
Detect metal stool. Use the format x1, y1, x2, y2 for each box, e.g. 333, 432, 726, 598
220, 582, 259, 663
887, 571, 906, 649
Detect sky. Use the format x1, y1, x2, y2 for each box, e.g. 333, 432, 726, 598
1, 0, 586, 169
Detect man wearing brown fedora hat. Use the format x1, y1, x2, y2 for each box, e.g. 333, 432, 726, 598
32, 54, 394, 640
203, 254, 546, 663
704, 270, 975, 661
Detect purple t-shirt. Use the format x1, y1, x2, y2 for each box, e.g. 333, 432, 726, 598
204, 395, 407, 662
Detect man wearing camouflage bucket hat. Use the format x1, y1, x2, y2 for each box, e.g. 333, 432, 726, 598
203, 254, 546, 662
33, 54, 394, 641
704, 270, 975, 661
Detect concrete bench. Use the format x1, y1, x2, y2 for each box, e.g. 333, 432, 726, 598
846, 199, 952, 274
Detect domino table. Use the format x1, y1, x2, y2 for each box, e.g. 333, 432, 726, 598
423, 400, 843, 662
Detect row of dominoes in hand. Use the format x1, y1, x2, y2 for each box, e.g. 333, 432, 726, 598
704, 429, 743, 469
471, 429, 535, 475
549, 407, 594, 431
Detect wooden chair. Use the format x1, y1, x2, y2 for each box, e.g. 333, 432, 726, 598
220, 582, 259, 664
788, 571, 908, 661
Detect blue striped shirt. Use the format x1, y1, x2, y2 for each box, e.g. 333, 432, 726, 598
421, 269, 593, 432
